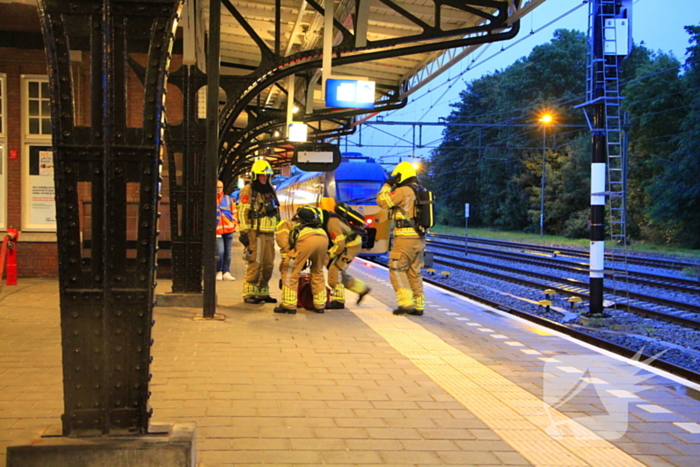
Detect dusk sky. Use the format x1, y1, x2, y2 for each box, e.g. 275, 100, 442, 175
348, 0, 700, 165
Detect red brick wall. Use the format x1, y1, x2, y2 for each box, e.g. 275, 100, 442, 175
0, 45, 183, 277
1, 47, 53, 277
17, 242, 57, 277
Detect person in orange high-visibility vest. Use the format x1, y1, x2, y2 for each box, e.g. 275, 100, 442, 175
216, 180, 238, 281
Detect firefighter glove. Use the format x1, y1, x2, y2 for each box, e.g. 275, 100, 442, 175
239, 231, 250, 247
385, 174, 399, 187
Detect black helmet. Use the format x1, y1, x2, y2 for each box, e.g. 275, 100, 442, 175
334, 201, 365, 228
333, 201, 348, 217
294, 206, 322, 225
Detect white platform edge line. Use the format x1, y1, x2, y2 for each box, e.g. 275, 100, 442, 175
355, 259, 700, 392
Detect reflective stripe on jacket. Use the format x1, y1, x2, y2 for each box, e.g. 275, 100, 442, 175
377, 184, 420, 238
238, 184, 278, 233
326, 216, 361, 258
216, 193, 237, 235
275, 219, 295, 257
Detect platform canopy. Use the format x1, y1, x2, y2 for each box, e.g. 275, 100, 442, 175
186, 0, 548, 122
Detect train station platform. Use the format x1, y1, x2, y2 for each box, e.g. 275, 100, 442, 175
2, 243, 700, 466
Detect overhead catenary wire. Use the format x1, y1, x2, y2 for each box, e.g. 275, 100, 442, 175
350, 2, 691, 164
358, 61, 687, 159
372, 2, 590, 158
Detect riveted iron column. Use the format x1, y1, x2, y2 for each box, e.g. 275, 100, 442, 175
37, 0, 184, 436
165, 65, 208, 293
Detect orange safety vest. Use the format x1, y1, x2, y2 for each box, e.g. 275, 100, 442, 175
216, 193, 237, 235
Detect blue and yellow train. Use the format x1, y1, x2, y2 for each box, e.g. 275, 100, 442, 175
275, 153, 390, 256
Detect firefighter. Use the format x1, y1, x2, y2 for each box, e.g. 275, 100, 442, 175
238, 159, 280, 304
274, 206, 329, 314
274, 217, 295, 291
376, 161, 425, 316
324, 202, 371, 309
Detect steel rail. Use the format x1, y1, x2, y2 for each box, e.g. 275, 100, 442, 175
433, 254, 700, 316
427, 239, 700, 294
433, 234, 700, 271
427, 255, 700, 329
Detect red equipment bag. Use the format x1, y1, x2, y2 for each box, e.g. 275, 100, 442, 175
297, 274, 331, 310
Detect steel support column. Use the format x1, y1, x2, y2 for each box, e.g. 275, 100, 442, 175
203, 0, 221, 318
37, 0, 183, 435
165, 65, 208, 293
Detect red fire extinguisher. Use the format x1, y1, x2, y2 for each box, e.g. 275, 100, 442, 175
6, 227, 18, 285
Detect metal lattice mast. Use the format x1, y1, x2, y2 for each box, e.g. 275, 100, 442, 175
600, 1, 630, 307
581, 0, 632, 315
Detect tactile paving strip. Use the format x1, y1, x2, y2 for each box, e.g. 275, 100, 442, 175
352, 304, 647, 467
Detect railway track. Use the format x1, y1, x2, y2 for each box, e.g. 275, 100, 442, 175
430, 253, 700, 329
426, 238, 700, 296
363, 235, 700, 383
433, 233, 700, 272
418, 273, 700, 385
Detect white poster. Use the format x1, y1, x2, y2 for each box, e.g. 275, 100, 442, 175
24, 145, 56, 230
39, 150, 54, 176
29, 183, 56, 226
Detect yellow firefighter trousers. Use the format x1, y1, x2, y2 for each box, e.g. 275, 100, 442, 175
328, 242, 367, 302
281, 233, 328, 310
388, 236, 425, 311
242, 230, 275, 299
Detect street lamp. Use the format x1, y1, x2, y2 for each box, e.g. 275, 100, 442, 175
538, 113, 553, 235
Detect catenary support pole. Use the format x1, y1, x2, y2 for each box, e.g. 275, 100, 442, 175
589, 0, 606, 316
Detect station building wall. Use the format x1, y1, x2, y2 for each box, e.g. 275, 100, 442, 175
0, 39, 183, 278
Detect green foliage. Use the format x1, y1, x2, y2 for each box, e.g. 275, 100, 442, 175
431, 29, 588, 236
428, 24, 700, 249
561, 209, 590, 239
681, 266, 700, 280
623, 48, 688, 243
645, 26, 700, 248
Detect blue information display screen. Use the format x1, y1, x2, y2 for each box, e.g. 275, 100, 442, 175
325, 78, 375, 109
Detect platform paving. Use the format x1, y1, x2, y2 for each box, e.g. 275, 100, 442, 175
2, 242, 700, 466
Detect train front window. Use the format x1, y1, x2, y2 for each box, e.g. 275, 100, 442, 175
336, 181, 383, 205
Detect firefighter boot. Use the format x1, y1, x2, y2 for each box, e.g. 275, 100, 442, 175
326, 301, 345, 310
274, 305, 296, 314
357, 287, 371, 305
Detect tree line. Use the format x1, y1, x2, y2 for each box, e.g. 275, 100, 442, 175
426, 27, 700, 248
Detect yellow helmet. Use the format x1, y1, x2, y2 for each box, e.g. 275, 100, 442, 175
251, 159, 273, 177
391, 161, 417, 184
